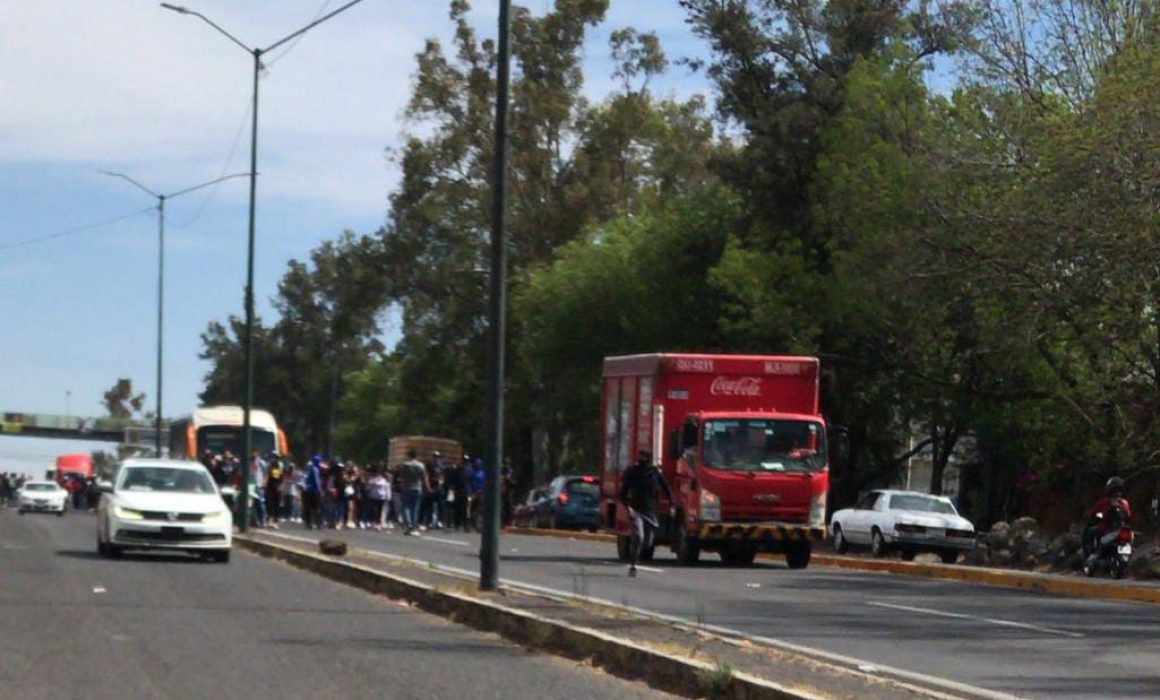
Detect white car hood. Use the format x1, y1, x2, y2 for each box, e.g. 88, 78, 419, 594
116, 491, 225, 514
895, 511, 973, 530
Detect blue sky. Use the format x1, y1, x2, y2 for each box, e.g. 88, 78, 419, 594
0, 1, 711, 420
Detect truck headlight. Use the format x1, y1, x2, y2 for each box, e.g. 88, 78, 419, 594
114, 505, 144, 520
700, 489, 721, 522
808, 492, 827, 528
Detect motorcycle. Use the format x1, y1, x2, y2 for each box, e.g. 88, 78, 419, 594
1083, 509, 1133, 579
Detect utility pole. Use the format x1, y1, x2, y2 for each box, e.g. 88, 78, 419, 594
480, 0, 512, 592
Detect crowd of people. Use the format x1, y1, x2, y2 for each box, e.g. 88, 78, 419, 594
202, 448, 517, 535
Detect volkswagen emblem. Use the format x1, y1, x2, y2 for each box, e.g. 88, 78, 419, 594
166, 512, 179, 522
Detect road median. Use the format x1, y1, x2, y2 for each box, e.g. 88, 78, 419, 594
236, 532, 976, 700
510, 527, 1160, 605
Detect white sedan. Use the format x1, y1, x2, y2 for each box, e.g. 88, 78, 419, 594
97, 458, 232, 562
829, 489, 975, 563
17, 481, 68, 516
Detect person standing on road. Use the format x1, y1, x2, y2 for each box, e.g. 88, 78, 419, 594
302, 455, 324, 529
619, 450, 674, 578
399, 450, 429, 535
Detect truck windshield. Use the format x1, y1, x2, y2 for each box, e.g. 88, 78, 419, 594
702, 419, 826, 473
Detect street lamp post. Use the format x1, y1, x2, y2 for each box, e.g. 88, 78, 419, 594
480, 0, 512, 592
103, 171, 248, 456
161, 0, 371, 532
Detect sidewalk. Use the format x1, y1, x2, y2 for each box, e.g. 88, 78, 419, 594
509, 527, 1160, 606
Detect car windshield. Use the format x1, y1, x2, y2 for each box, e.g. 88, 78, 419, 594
24, 483, 58, 492
890, 494, 956, 515
702, 419, 826, 473
119, 467, 215, 494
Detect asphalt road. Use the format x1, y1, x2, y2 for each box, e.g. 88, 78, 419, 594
268, 522, 1160, 700
0, 509, 677, 700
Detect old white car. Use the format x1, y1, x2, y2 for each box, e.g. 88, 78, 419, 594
829, 489, 975, 563
97, 458, 232, 562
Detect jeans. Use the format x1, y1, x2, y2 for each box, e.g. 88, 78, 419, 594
401, 489, 422, 530
628, 512, 657, 566
302, 492, 321, 528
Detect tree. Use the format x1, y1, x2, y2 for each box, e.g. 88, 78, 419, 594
102, 379, 145, 420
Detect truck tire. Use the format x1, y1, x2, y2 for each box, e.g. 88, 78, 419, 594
675, 520, 700, 565
785, 541, 811, 569
616, 535, 631, 561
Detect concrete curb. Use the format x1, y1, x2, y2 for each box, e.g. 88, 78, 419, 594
237, 535, 823, 700
511, 527, 1160, 606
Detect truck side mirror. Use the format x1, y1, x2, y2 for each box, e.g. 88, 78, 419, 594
830, 426, 851, 469
682, 421, 698, 452
668, 429, 681, 462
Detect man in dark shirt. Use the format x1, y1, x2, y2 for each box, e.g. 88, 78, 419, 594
619, 450, 674, 578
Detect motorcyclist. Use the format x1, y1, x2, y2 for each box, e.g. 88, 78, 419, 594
1083, 476, 1131, 565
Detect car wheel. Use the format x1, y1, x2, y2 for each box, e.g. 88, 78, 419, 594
212, 550, 231, 564
97, 538, 107, 556
17, 509, 24, 516
784, 542, 811, 569
616, 534, 631, 561
832, 525, 848, 554
901, 548, 917, 562
57, 510, 65, 518
940, 549, 959, 565
107, 544, 123, 559
870, 528, 888, 558
675, 517, 700, 565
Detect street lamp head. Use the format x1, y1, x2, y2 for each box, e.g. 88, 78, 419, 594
159, 3, 191, 14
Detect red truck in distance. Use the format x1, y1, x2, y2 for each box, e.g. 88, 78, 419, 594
599, 353, 840, 569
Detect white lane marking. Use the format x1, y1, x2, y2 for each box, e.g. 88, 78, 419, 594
868, 601, 1084, 638
257, 531, 1017, 700
93, 587, 107, 594
629, 564, 664, 573
418, 535, 469, 547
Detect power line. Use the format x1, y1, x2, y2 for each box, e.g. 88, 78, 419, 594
264, 0, 336, 68
172, 93, 254, 229
0, 206, 156, 253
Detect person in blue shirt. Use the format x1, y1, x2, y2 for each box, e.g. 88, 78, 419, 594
302, 455, 324, 529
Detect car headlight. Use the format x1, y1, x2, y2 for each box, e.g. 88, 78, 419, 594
113, 505, 144, 520
700, 489, 721, 522
201, 510, 230, 525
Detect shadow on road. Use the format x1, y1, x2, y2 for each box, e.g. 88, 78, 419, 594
55, 549, 204, 564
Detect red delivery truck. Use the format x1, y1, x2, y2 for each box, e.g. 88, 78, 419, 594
599, 353, 838, 569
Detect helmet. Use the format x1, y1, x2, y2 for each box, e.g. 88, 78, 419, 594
1106, 476, 1125, 496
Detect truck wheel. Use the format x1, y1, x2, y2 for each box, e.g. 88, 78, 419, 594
616, 535, 631, 561
870, 528, 888, 558
785, 542, 811, 569
831, 525, 848, 554
675, 520, 700, 565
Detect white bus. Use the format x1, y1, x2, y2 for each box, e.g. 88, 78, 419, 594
168, 406, 289, 460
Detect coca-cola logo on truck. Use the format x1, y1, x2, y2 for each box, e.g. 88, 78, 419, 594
710, 376, 762, 396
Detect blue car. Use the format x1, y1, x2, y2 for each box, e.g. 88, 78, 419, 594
532, 475, 601, 531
